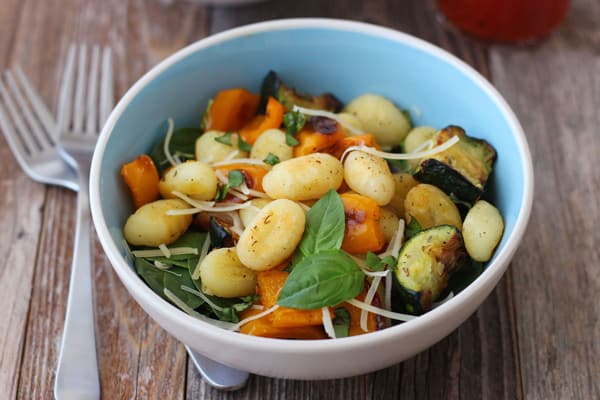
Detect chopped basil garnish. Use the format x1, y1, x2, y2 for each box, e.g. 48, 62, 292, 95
263, 152, 281, 166
283, 110, 306, 146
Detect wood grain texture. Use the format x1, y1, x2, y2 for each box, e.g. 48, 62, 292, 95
489, 0, 600, 398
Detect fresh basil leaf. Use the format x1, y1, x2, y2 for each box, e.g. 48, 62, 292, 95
277, 250, 364, 309
150, 127, 202, 174
263, 152, 280, 166
332, 307, 351, 338
237, 135, 252, 152
214, 131, 233, 146
283, 110, 305, 147
295, 189, 345, 264
405, 217, 422, 240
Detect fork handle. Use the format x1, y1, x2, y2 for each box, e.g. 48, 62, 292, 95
54, 169, 100, 400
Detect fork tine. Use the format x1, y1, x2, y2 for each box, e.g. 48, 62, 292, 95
5, 70, 50, 150
0, 95, 29, 165
15, 67, 55, 141
85, 45, 100, 135
57, 44, 76, 138
72, 44, 87, 134
99, 46, 113, 129
0, 78, 37, 153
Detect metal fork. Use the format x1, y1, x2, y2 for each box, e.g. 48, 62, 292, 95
53, 44, 113, 400
0, 68, 78, 191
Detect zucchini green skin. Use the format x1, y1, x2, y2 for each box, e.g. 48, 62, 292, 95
259, 70, 342, 113
393, 225, 466, 315
414, 125, 496, 204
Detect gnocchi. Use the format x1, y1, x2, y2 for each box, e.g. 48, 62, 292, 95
236, 199, 306, 271
158, 160, 217, 200
404, 184, 462, 230
462, 200, 504, 262
380, 207, 400, 243
238, 198, 272, 227
263, 153, 344, 201
199, 247, 257, 298
388, 173, 419, 217
343, 150, 395, 206
195, 130, 248, 163
250, 129, 293, 162
343, 94, 411, 148
123, 199, 192, 246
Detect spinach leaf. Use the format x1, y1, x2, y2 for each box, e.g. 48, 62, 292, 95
277, 250, 364, 309
199, 295, 257, 323
136, 258, 170, 301
163, 267, 204, 309
263, 152, 280, 166
332, 307, 351, 338
283, 110, 305, 146
294, 189, 345, 265
150, 127, 202, 174
365, 252, 397, 271
405, 217, 422, 240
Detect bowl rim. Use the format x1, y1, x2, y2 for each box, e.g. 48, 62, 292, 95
90, 18, 533, 354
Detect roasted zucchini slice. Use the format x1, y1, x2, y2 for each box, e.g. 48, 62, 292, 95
414, 126, 496, 203
259, 70, 343, 113
393, 225, 466, 314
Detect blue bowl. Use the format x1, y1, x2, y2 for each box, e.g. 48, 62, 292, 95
90, 19, 533, 379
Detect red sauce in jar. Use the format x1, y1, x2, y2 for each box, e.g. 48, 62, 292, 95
437, 0, 570, 43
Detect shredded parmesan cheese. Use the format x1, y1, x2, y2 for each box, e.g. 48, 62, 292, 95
224, 149, 240, 161
384, 270, 392, 311
171, 191, 215, 209
380, 219, 405, 258
211, 158, 269, 168
228, 188, 250, 201
251, 304, 265, 311
180, 285, 224, 311
163, 288, 235, 330
163, 118, 178, 167
361, 276, 382, 332
166, 201, 252, 216
292, 105, 365, 135
228, 305, 279, 331
131, 247, 198, 258
158, 243, 171, 258
239, 180, 250, 195
153, 261, 171, 270
340, 135, 460, 163
191, 236, 211, 280
346, 298, 416, 322
322, 307, 336, 339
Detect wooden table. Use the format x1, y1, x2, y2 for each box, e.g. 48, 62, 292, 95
1, 0, 598, 398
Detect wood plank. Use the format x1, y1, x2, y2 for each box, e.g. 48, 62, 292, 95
0, 1, 48, 398
12, 0, 208, 398
184, 1, 522, 398
489, 0, 600, 397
